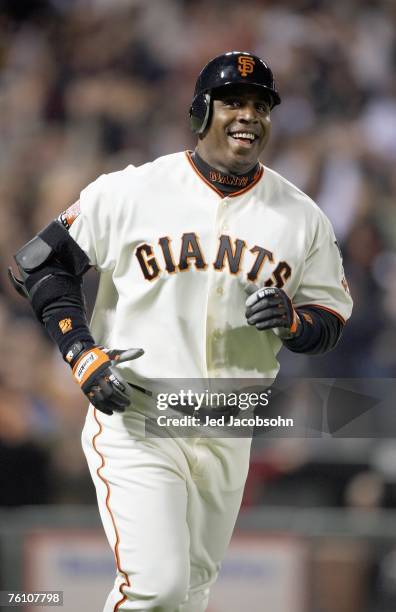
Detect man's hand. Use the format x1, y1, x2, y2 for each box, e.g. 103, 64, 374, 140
245, 286, 301, 338
66, 342, 144, 415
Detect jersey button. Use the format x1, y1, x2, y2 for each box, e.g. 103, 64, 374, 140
216, 286, 224, 296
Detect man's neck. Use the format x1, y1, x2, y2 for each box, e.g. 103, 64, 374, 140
190, 151, 261, 196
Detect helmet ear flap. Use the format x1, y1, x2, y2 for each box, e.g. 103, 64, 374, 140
189, 92, 211, 134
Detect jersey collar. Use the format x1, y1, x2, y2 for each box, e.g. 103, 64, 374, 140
185, 151, 264, 198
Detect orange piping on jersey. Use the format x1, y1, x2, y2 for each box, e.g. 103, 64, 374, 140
185, 151, 264, 199
92, 409, 130, 611
298, 304, 346, 325
185, 151, 224, 197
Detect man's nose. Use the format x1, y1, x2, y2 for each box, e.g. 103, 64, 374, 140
236, 102, 258, 122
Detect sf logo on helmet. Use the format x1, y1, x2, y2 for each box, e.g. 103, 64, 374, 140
238, 55, 255, 77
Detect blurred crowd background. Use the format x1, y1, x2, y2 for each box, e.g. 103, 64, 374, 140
1, 0, 396, 609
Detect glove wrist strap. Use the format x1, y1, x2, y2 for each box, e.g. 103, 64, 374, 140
71, 346, 110, 387
289, 310, 301, 336
65, 340, 96, 367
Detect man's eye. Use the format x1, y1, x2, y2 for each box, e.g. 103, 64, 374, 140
257, 103, 269, 113
224, 99, 241, 108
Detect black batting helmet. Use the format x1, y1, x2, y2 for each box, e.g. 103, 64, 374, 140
189, 51, 281, 134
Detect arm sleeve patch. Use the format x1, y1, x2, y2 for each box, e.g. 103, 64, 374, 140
58, 200, 81, 230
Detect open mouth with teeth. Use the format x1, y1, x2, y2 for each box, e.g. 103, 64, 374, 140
228, 131, 258, 146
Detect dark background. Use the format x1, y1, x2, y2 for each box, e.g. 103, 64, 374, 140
1, 2, 396, 609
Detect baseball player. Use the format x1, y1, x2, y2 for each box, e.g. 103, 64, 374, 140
9, 51, 352, 611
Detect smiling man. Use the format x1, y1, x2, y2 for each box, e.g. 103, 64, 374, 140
9, 51, 352, 611
195, 84, 272, 174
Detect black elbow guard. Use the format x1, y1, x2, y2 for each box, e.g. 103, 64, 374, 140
8, 220, 91, 320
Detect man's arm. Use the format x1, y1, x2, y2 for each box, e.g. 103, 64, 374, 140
283, 305, 343, 354
245, 207, 352, 354
9, 218, 143, 414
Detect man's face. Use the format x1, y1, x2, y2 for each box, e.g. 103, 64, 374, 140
196, 84, 272, 174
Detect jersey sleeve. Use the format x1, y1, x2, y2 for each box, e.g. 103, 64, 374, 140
66, 174, 116, 271
293, 211, 353, 323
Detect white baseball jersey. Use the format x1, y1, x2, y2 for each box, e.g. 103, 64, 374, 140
69, 150, 352, 383
68, 151, 352, 612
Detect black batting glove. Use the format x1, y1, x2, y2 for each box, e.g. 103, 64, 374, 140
245, 286, 301, 338
65, 342, 144, 415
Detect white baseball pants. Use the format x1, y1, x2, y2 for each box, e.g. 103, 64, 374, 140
82, 406, 251, 612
